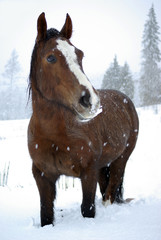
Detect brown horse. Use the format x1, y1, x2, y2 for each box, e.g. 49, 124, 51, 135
28, 13, 139, 227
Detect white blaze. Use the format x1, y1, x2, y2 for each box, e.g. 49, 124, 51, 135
56, 39, 99, 111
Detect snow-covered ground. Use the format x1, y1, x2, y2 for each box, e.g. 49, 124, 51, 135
0, 105, 161, 240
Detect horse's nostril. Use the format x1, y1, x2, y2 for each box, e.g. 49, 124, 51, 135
79, 92, 91, 108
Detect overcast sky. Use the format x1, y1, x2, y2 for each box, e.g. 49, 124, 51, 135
0, 0, 161, 87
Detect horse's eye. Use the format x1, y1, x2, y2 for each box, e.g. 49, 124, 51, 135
47, 55, 57, 63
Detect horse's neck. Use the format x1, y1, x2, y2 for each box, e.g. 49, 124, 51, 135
32, 93, 76, 145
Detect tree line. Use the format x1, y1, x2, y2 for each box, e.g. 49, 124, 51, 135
102, 4, 161, 107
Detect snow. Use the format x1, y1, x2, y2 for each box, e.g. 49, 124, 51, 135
67, 146, 70, 151
35, 144, 38, 149
123, 98, 128, 104
0, 105, 161, 239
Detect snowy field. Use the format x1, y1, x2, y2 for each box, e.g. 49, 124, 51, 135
0, 105, 161, 240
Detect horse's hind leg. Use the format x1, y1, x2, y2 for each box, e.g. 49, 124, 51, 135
32, 163, 58, 227
103, 142, 137, 205
102, 156, 126, 205
98, 166, 110, 201
102, 132, 138, 205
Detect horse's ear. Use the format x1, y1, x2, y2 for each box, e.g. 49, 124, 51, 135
60, 13, 72, 39
36, 12, 47, 43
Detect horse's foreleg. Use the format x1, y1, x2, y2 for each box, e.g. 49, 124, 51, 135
32, 163, 58, 227
80, 168, 97, 218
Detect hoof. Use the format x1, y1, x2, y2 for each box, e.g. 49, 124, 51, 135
81, 204, 95, 218
102, 199, 112, 207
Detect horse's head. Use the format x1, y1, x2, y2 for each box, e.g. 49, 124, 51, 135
30, 13, 101, 122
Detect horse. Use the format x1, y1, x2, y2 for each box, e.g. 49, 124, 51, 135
28, 12, 139, 227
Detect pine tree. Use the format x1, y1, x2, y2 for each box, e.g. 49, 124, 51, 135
101, 55, 121, 89
120, 62, 134, 101
0, 49, 30, 120
101, 57, 134, 101
139, 4, 161, 106
2, 49, 21, 86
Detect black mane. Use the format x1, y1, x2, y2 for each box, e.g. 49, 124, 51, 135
28, 28, 60, 100
46, 28, 60, 40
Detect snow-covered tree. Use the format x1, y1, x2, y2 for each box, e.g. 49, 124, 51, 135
120, 62, 134, 101
2, 49, 21, 86
0, 49, 31, 120
101, 55, 121, 89
101, 56, 134, 101
139, 5, 161, 106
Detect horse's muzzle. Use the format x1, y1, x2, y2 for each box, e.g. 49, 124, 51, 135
75, 96, 102, 122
